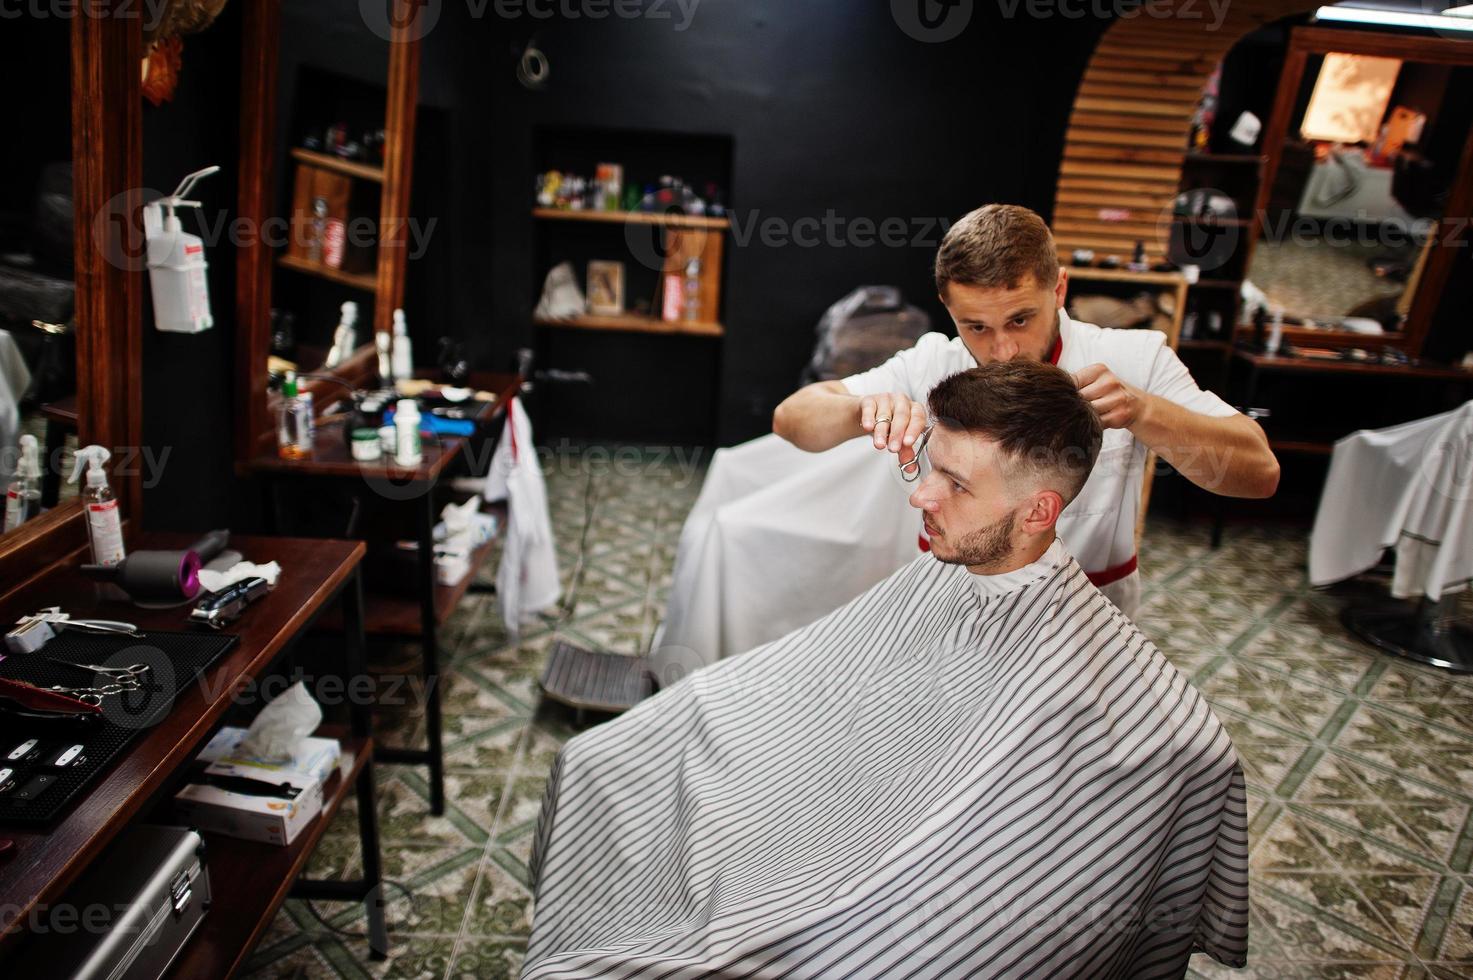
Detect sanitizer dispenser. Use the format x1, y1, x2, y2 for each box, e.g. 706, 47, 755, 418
144, 165, 220, 334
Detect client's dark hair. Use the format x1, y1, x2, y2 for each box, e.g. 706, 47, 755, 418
927, 361, 1102, 504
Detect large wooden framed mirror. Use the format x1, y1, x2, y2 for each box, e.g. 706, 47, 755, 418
1246, 26, 1473, 353
235, 0, 425, 463
0, 8, 143, 582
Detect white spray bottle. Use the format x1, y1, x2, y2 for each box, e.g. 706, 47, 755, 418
144, 165, 220, 334
69, 445, 126, 566
3, 434, 42, 532
391, 308, 414, 382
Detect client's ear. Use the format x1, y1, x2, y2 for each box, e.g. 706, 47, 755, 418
1020, 489, 1065, 535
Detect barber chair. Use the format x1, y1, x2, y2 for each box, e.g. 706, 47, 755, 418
800, 286, 932, 386
1309, 402, 1473, 672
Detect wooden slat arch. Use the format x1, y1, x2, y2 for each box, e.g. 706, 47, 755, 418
1053, 2, 1323, 264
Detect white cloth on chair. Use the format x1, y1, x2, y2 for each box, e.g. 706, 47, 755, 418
483, 397, 560, 635
0, 330, 33, 491
527, 540, 1249, 979
1310, 401, 1473, 599
650, 433, 917, 675
653, 312, 1236, 672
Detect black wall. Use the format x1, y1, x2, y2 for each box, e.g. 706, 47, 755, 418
135, 0, 1116, 528
441, 3, 1110, 444
139, 2, 244, 532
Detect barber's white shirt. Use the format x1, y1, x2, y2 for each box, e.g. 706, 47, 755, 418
841, 311, 1236, 605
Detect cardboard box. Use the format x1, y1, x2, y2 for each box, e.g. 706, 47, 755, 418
175, 767, 324, 846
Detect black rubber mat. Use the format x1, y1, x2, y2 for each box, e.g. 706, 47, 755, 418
0, 629, 237, 825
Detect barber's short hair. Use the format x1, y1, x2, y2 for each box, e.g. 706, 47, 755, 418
927, 361, 1102, 504
934, 204, 1060, 298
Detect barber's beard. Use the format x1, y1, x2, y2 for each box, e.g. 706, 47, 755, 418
934, 511, 1017, 571
1035, 306, 1062, 362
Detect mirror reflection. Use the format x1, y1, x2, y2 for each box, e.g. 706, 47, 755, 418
266, 7, 395, 386
1, 18, 78, 536
1248, 54, 1473, 335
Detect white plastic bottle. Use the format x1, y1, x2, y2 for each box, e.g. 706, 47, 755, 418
395, 399, 422, 466
392, 309, 414, 382
325, 301, 358, 369
1266, 308, 1284, 356
69, 445, 126, 566
144, 166, 219, 334
3, 434, 42, 532
682, 258, 702, 322
377, 330, 394, 385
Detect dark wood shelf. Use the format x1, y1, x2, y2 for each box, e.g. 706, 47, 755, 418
1234, 348, 1473, 380
1191, 278, 1240, 290
1172, 216, 1253, 227
532, 207, 730, 230
367, 533, 496, 636
534, 313, 724, 338
1184, 152, 1263, 165
1066, 266, 1188, 287
1179, 338, 1232, 351
0, 536, 366, 948
277, 254, 377, 292
163, 730, 371, 980
291, 148, 385, 184
316, 507, 503, 637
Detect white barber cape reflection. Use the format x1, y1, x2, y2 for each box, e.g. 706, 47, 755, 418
653, 311, 1239, 672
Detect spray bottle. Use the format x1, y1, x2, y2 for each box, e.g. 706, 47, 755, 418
3, 435, 42, 532
144, 165, 220, 334
69, 446, 126, 566
391, 308, 414, 382
278, 371, 312, 459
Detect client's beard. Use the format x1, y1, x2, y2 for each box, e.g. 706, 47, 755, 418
933, 511, 1017, 571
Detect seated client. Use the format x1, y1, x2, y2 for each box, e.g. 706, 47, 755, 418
524, 360, 1248, 980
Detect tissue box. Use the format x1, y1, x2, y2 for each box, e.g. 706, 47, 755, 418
196, 726, 342, 785
174, 768, 324, 846
436, 552, 472, 588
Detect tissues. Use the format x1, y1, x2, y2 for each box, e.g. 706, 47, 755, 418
237, 681, 321, 762
199, 560, 281, 594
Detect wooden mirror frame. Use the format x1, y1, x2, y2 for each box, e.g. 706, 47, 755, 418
235, 0, 424, 464
1246, 26, 1473, 354
0, 7, 143, 585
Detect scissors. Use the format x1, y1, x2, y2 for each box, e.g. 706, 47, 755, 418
48, 658, 151, 686
18, 608, 141, 638
47, 680, 140, 707
898, 423, 935, 483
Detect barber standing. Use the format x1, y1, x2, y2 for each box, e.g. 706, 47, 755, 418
773, 203, 1279, 616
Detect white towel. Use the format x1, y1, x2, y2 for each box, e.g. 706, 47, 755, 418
484, 397, 560, 636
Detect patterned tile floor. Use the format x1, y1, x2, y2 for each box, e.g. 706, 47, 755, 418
241, 448, 1473, 979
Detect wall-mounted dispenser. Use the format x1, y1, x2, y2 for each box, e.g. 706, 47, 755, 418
145, 165, 220, 334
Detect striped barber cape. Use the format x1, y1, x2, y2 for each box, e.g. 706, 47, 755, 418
525, 539, 1248, 979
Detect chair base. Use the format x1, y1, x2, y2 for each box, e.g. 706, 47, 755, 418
1343, 604, 1473, 674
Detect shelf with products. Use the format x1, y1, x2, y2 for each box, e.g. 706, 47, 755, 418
534, 312, 724, 337
532, 207, 730, 230
277, 253, 378, 292
528, 127, 734, 444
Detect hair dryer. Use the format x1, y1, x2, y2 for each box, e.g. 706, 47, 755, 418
81, 529, 230, 604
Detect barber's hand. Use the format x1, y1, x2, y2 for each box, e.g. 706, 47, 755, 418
858, 392, 927, 463
1074, 363, 1147, 430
